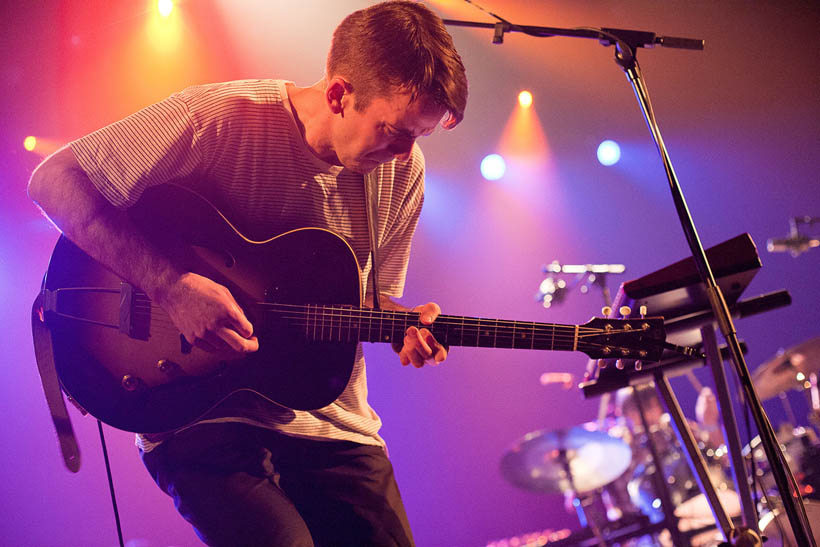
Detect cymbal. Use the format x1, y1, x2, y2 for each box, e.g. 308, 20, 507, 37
500, 423, 632, 493
753, 336, 820, 400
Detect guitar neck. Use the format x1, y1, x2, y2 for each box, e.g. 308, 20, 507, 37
269, 304, 582, 352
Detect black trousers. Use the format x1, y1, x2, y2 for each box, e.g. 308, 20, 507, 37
141, 422, 415, 546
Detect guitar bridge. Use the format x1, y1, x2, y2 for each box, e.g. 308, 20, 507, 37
119, 283, 150, 341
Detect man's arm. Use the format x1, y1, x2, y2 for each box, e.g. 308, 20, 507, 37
28, 147, 258, 355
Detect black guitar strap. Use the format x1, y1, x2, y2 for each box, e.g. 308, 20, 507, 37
31, 290, 81, 472
364, 172, 382, 311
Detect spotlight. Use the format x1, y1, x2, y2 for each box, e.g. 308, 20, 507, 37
518, 90, 533, 108
23, 136, 37, 152
157, 0, 173, 17
480, 154, 506, 181
597, 139, 621, 166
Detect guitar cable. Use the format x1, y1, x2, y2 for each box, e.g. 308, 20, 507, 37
97, 419, 125, 547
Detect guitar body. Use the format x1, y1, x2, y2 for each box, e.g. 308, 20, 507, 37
42, 184, 362, 433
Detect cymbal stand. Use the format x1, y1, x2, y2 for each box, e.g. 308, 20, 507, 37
700, 326, 759, 532
651, 372, 736, 543
442, 11, 814, 545
632, 389, 688, 546
558, 446, 606, 547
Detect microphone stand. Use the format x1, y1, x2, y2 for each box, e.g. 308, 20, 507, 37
443, 17, 816, 546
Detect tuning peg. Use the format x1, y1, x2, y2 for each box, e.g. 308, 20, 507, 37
597, 359, 607, 369
615, 359, 625, 370
639, 305, 647, 318
601, 306, 612, 317
634, 361, 643, 371
619, 305, 632, 317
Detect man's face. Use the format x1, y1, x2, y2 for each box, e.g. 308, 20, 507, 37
331, 89, 445, 174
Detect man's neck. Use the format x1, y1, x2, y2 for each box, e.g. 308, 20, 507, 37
286, 81, 339, 166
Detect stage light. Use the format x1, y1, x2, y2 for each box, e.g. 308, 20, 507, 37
597, 139, 621, 166
480, 154, 506, 181
157, 0, 173, 17
23, 136, 37, 152
518, 90, 533, 108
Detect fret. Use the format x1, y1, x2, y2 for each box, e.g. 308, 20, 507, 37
476, 318, 496, 348
532, 322, 537, 350
312, 304, 318, 342
549, 323, 553, 350
366, 308, 373, 343
511, 321, 523, 349
495, 322, 514, 349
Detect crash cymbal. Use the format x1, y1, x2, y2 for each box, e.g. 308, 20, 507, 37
500, 423, 632, 494
753, 336, 820, 400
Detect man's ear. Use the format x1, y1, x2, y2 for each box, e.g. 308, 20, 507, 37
326, 77, 352, 115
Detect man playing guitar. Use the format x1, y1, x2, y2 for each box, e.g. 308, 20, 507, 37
28, 2, 467, 544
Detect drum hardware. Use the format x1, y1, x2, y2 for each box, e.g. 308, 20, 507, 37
535, 262, 625, 310
751, 337, 820, 401
631, 383, 688, 546
499, 423, 635, 546
757, 498, 820, 546
580, 234, 804, 544
766, 216, 820, 257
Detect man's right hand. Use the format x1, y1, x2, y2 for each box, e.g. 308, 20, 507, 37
158, 272, 259, 356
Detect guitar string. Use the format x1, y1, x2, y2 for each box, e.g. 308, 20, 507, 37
136, 300, 619, 335
127, 317, 641, 353
135, 304, 644, 341
133, 299, 654, 345
138, 312, 614, 341
131, 317, 600, 343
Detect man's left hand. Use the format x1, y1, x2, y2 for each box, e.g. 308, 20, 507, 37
397, 302, 448, 368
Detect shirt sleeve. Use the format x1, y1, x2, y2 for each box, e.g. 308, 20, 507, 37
69, 92, 202, 209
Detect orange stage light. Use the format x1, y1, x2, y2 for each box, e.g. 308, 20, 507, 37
157, 0, 173, 18
23, 136, 63, 157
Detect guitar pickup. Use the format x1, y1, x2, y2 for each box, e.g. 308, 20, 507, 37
119, 283, 150, 341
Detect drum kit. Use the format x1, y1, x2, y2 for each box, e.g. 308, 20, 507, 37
499, 230, 820, 546
499, 336, 820, 546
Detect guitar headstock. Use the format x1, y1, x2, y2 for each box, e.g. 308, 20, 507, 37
578, 316, 666, 362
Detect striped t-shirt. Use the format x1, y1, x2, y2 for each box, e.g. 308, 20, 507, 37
69, 79, 426, 450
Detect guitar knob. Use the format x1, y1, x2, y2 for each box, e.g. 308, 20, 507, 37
601, 306, 612, 317
639, 305, 647, 318
619, 305, 632, 317
121, 374, 144, 392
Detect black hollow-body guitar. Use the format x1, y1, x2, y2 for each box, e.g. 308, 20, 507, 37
35, 184, 668, 433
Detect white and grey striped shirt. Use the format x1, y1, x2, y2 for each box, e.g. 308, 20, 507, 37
70, 79, 426, 451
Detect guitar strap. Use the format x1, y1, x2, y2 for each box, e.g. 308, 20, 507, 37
31, 290, 81, 472
364, 172, 382, 311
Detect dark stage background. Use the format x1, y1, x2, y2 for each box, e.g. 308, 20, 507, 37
1, 1, 818, 545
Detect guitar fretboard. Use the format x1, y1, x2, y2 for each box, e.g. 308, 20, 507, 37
264, 304, 584, 352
